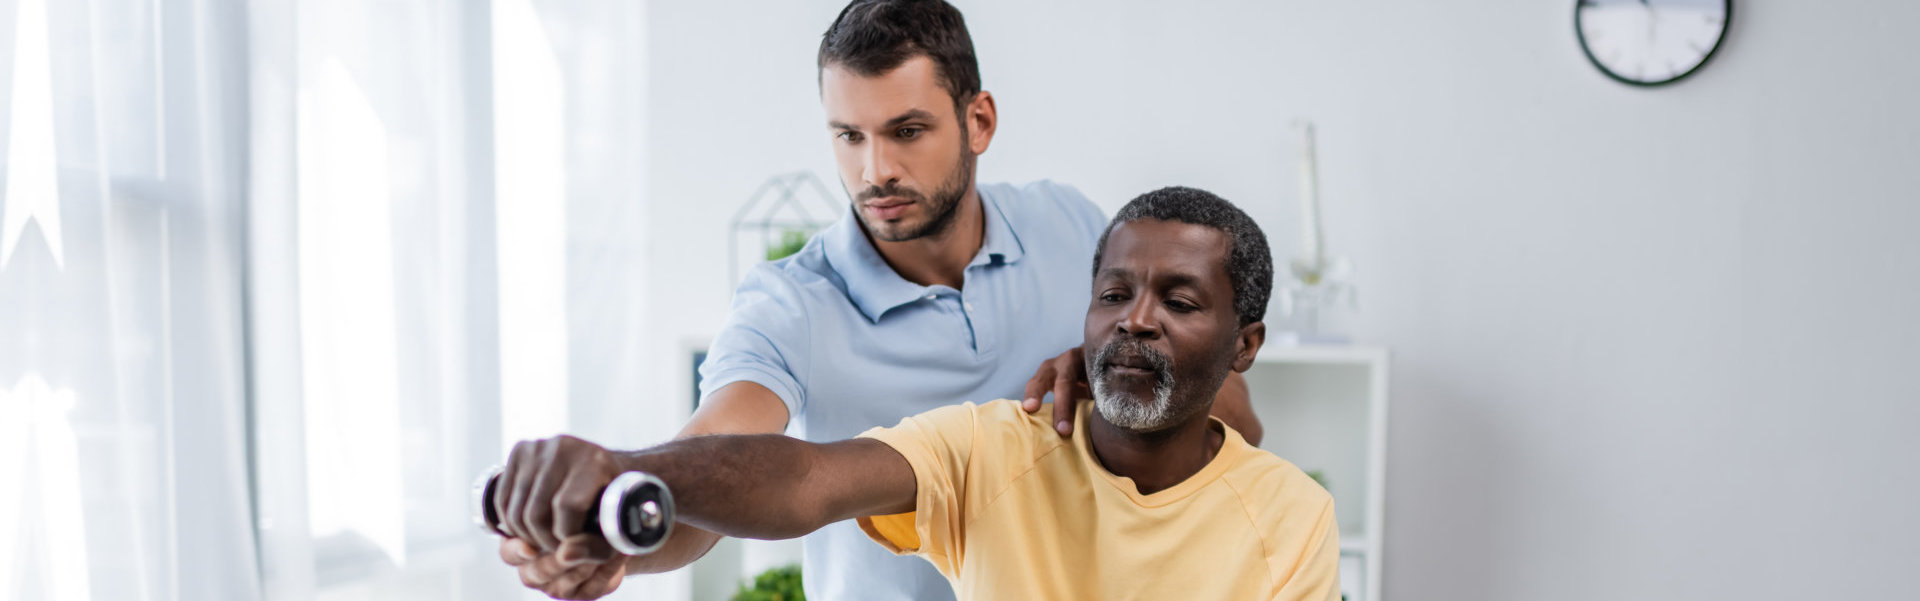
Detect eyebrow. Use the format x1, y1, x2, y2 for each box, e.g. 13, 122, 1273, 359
829, 108, 939, 131
1095, 267, 1206, 291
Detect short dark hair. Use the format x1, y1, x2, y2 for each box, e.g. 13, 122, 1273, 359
1093, 187, 1274, 327
818, 0, 981, 117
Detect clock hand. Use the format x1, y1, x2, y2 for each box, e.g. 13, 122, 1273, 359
1646, 0, 1656, 43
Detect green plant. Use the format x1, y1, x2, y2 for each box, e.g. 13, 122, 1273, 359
731, 564, 804, 601
765, 229, 812, 261
1307, 470, 1329, 491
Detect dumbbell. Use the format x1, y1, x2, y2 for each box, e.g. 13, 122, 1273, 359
472, 466, 676, 556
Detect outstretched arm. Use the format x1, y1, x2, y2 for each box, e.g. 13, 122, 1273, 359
492, 428, 917, 562
615, 434, 917, 540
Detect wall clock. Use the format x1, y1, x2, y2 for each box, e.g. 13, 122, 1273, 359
1576, 0, 1731, 86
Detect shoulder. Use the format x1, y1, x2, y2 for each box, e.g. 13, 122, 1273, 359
1220, 448, 1338, 549
869, 400, 1064, 468
890, 400, 1053, 442
971, 398, 1060, 437
753, 235, 843, 294
1223, 446, 1333, 508
970, 399, 1071, 467
713, 241, 849, 356
982, 180, 1109, 241
729, 236, 846, 317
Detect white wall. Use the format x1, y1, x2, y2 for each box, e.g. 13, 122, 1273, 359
636, 1, 1920, 599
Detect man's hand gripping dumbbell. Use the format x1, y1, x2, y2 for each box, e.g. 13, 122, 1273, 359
477, 432, 917, 600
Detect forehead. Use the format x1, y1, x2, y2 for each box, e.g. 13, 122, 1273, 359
1099, 219, 1232, 286
821, 56, 951, 125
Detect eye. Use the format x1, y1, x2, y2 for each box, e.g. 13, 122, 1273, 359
1166, 299, 1198, 313
837, 131, 864, 143
896, 126, 923, 140
1099, 292, 1126, 304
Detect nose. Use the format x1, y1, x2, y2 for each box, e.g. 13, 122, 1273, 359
861, 140, 901, 190
1116, 296, 1161, 340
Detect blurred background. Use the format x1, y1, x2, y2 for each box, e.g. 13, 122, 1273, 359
1, 0, 1916, 600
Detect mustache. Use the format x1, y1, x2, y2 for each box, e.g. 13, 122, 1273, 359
1090, 338, 1172, 383
855, 182, 926, 204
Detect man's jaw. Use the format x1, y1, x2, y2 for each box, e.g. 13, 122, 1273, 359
1089, 358, 1176, 432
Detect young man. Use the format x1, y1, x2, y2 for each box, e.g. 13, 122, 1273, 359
495, 1, 1263, 598
495, 188, 1339, 600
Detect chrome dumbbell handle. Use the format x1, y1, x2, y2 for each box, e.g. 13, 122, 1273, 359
472, 466, 675, 556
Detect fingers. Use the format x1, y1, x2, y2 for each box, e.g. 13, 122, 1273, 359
521, 440, 566, 551
1022, 360, 1054, 413
516, 551, 572, 593
499, 537, 537, 567
499, 435, 619, 553
1052, 347, 1086, 436
553, 556, 627, 600
516, 536, 626, 600
550, 465, 607, 547
1052, 366, 1077, 436
498, 441, 534, 542
557, 534, 619, 567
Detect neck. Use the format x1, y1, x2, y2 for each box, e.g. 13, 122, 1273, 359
1086, 405, 1225, 495
867, 188, 984, 290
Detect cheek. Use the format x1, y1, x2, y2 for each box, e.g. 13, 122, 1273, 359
831, 148, 864, 184
1171, 326, 1236, 375
912, 133, 965, 169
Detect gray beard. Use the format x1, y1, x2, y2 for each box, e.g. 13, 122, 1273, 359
1090, 366, 1178, 432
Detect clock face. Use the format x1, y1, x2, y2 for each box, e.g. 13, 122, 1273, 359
1576, 0, 1731, 86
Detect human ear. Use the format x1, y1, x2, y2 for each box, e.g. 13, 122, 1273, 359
965, 90, 996, 155
1230, 321, 1266, 372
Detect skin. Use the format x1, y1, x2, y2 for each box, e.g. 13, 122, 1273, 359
497, 220, 1266, 598
1080, 220, 1264, 494
826, 56, 992, 290
499, 56, 1263, 598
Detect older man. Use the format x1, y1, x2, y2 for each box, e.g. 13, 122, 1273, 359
496, 187, 1339, 600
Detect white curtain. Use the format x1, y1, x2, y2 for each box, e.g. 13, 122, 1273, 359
2, 0, 661, 599
0, 0, 258, 600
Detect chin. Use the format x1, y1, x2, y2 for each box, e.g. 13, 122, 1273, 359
1091, 390, 1174, 432
860, 216, 921, 242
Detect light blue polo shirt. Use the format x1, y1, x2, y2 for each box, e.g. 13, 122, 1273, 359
698, 180, 1109, 601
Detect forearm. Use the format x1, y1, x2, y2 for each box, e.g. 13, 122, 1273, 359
615, 382, 804, 573
616, 434, 833, 541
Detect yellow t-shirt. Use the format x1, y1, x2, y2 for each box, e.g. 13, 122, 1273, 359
856, 399, 1341, 601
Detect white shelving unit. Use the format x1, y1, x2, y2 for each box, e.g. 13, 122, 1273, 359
1243, 344, 1389, 601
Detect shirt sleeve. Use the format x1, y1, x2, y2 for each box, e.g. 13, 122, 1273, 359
697, 263, 813, 420
1269, 496, 1343, 601
853, 402, 980, 577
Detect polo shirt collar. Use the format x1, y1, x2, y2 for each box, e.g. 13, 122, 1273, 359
823, 187, 1027, 322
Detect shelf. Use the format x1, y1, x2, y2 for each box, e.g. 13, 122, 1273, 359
1339, 535, 1368, 555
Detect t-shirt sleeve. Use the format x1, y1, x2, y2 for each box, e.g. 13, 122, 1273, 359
1269, 496, 1343, 601
853, 402, 980, 576
697, 263, 812, 420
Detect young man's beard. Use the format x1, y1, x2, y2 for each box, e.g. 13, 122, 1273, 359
852, 138, 976, 243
